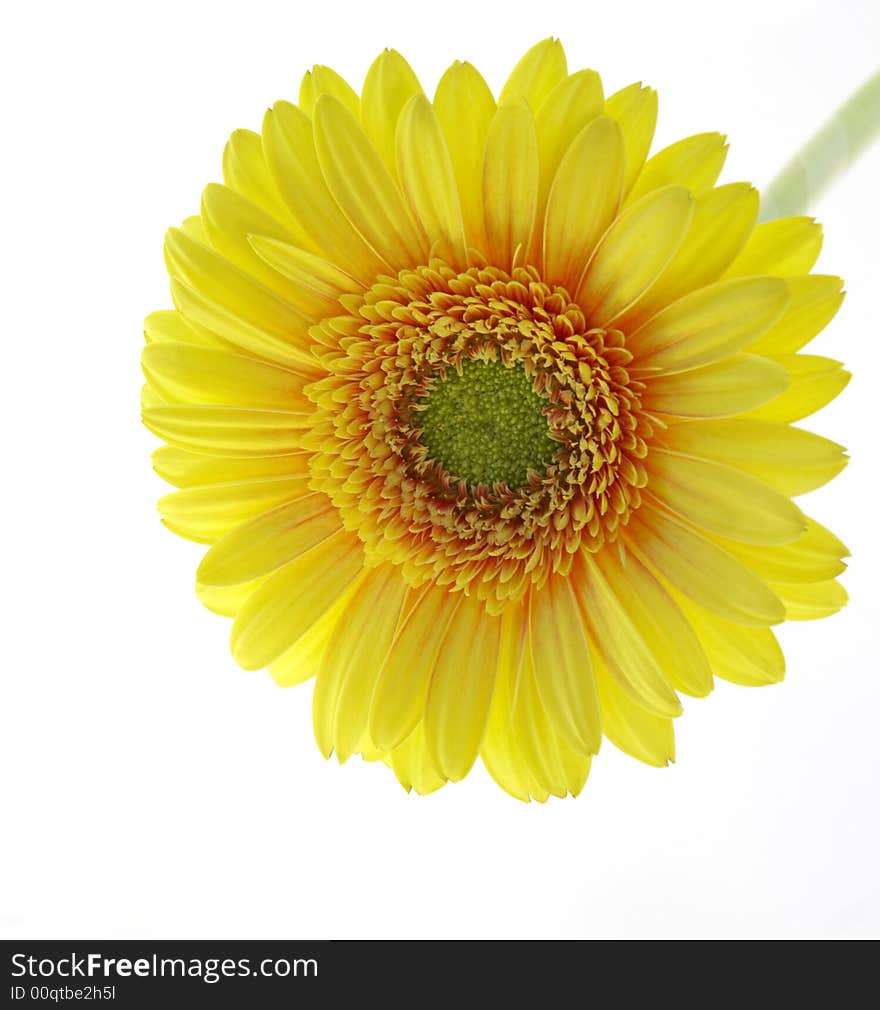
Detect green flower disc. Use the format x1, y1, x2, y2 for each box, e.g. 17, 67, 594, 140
417, 358, 559, 488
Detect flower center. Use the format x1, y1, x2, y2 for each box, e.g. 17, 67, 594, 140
305, 257, 652, 611
416, 358, 559, 489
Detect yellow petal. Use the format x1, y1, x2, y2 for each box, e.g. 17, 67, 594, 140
360, 49, 423, 177
152, 446, 307, 489
390, 724, 448, 795
725, 216, 823, 277
482, 99, 539, 270
772, 579, 848, 620
542, 115, 624, 291
675, 593, 786, 686
396, 94, 467, 268
201, 174, 309, 274
358, 740, 386, 763
629, 276, 789, 374
164, 228, 317, 371
499, 38, 568, 110
165, 225, 301, 331
141, 383, 166, 409
261, 101, 385, 280
144, 309, 220, 350
595, 654, 676, 767
197, 493, 340, 586
721, 517, 848, 583
573, 554, 682, 718
231, 530, 363, 670
604, 82, 658, 198
483, 608, 592, 803
628, 133, 727, 204
424, 592, 501, 781
168, 277, 316, 376
247, 236, 363, 318
744, 354, 850, 423
268, 581, 359, 688
641, 353, 789, 418
196, 576, 267, 618
596, 548, 713, 698
658, 419, 848, 496
200, 183, 329, 314
433, 60, 496, 256
158, 475, 309, 544
513, 641, 591, 799
629, 504, 785, 626
529, 577, 602, 755
221, 128, 296, 230
480, 605, 535, 802
618, 183, 760, 327
141, 342, 308, 409
387, 727, 446, 795
747, 275, 845, 355
313, 94, 427, 270
313, 564, 408, 761
180, 214, 207, 242
535, 70, 604, 183
143, 405, 310, 457
579, 185, 694, 326
299, 64, 360, 118
529, 69, 604, 261
369, 584, 459, 751
647, 449, 805, 545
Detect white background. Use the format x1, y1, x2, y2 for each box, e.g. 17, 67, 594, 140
2, 0, 878, 939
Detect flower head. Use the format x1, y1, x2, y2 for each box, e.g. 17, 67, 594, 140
143, 39, 850, 800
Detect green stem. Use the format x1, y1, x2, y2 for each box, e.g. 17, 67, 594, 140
759, 69, 880, 221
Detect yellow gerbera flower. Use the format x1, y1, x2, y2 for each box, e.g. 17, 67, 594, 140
142, 39, 851, 801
